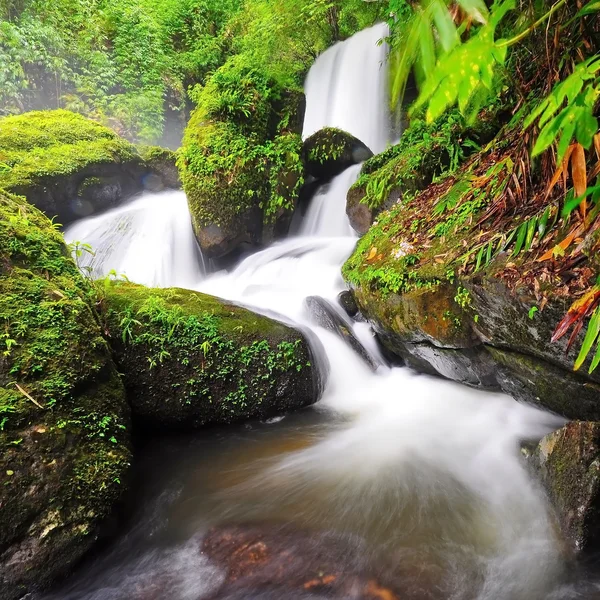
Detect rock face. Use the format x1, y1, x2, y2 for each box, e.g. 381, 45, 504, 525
202, 524, 405, 600
0, 191, 131, 600
305, 296, 379, 370
0, 110, 178, 225
101, 283, 324, 428
343, 117, 600, 420
302, 127, 372, 181
180, 61, 306, 259
535, 422, 600, 553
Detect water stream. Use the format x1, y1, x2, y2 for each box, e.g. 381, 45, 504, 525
53, 23, 596, 600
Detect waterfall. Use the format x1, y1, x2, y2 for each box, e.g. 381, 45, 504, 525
56, 24, 570, 600
64, 190, 204, 289
302, 22, 390, 153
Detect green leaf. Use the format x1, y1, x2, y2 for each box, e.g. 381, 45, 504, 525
524, 216, 537, 251
538, 206, 550, 240
575, 307, 600, 371
512, 222, 527, 256
576, 0, 600, 17
475, 245, 485, 271
485, 240, 493, 265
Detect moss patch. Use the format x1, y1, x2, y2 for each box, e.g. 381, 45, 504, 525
0, 110, 140, 191
0, 190, 130, 598
100, 282, 319, 428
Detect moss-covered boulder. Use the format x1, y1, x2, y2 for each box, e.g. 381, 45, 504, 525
0, 110, 177, 225
179, 60, 305, 259
302, 127, 372, 182
343, 119, 600, 419
0, 191, 131, 600
100, 282, 323, 428
535, 422, 600, 554
137, 145, 181, 189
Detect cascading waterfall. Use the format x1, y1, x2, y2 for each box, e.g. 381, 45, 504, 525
51, 23, 582, 600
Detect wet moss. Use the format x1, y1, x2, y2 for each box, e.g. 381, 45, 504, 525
100, 282, 318, 428
0, 110, 139, 191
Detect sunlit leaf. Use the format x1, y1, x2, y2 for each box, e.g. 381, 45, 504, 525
575, 307, 600, 371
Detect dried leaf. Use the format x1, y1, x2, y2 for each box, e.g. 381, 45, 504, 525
538, 225, 584, 262
571, 143, 588, 217
367, 247, 377, 261
14, 383, 44, 409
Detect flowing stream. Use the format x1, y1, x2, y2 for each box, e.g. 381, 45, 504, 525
54, 23, 595, 600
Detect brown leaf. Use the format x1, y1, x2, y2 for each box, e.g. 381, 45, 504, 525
366, 247, 377, 261
571, 143, 588, 218
545, 144, 574, 199
537, 225, 584, 262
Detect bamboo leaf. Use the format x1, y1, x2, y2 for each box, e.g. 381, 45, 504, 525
590, 340, 600, 373
524, 216, 537, 251
512, 222, 527, 256
538, 206, 550, 240
575, 307, 600, 370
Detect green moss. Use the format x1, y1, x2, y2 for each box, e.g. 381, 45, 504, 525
179, 58, 304, 232
0, 110, 139, 191
100, 282, 314, 425
352, 109, 499, 210
305, 127, 354, 164
0, 189, 130, 594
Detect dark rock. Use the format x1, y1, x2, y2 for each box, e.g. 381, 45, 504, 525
337, 290, 358, 318
535, 422, 600, 553
351, 276, 600, 420
102, 283, 324, 429
302, 128, 373, 181
0, 191, 131, 600
305, 296, 380, 370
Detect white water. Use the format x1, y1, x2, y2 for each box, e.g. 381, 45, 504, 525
57, 24, 573, 600
64, 190, 204, 289
302, 22, 391, 153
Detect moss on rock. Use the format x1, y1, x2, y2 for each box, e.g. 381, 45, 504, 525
0, 191, 130, 600
535, 422, 600, 554
100, 282, 322, 428
179, 60, 305, 258
302, 127, 373, 181
0, 110, 176, 225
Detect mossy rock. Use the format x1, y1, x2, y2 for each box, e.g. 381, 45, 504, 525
302, 127, 372, 181
535, 422, 600, 554
137, 145, 181, 189
100, 282, 324, 428
0, 110, 176, 225
179, 60, 305, 259
346, 110, 501, 234
343, 116, 600, 418
0, 191, 131, 600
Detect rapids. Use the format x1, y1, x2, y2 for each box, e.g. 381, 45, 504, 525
52, 22, 595, 600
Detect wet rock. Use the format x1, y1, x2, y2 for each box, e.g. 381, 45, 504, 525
305, 296, 379, 370
337, 290, 359, 318
202, 524, 402, 600
0, 191, 131, 600
350, 276, 600, 419
535, 422, 600, 553
302, 128, 373, 182
102, 283, 324, 429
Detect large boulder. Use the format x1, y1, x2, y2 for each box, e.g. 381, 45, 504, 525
535, 422, 600, 554
180, 60, 305, 259
0, 191, 131, 600
0, 110, 177, 225
343, 120, 600, 419
100, 282, 324, 428
302, 127, 372, 182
